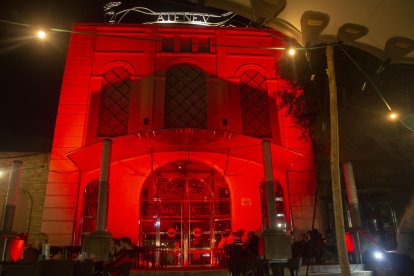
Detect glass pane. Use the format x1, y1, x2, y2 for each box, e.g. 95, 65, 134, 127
240, 69, 272, 138
139, 161, 231, 267
97, 66, 131, 137
164, 64, 207, 129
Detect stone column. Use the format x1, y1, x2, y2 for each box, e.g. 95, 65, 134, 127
343, 161, 363, 263
343, 162, 362, 228
262, 140, 278, 231
83, 139, 112, 261
2, 160, 22, 232
261, 140, 291, 260
96, 138, 112, 231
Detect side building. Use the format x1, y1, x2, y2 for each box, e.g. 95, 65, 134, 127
0, 152, 50, 243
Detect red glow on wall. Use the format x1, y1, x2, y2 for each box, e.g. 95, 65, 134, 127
44, 24, 318, 248
9, 239, 24, 262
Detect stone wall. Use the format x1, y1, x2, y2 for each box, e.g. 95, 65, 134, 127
0, 152, 50, 244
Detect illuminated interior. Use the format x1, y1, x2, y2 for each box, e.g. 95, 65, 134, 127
139, 160, 231, 266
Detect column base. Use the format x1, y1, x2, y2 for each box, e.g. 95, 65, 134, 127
82, 231, 112, 261
0, 231, 19, 261
263, 230, 292, 260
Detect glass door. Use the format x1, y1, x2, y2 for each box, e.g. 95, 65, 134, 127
139, 161, 231, 267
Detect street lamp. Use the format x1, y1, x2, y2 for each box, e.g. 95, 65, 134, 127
338, 23, 369, 43
300, 11, 330, 47
388, 112, 399, 121
36, 30, 46, 40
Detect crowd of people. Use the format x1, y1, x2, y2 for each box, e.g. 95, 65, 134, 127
215, 228, 341, 275
214, 229, 262, 275
20, 227, 339, 275
93, 237, 136, 276
21, 233, 135, 275
218, 230, 260, 256
291, 228, 340, 264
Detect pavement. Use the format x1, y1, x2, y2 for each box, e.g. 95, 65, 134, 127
129, 264, 374, 275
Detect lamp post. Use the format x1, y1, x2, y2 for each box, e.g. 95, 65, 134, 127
300, 11, 352, 276
326, 44, 352, 275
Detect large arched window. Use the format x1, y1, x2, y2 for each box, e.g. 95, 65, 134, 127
97, 66, 131, 137
239, 70, 272, 138
164, 63, 207, 129
82, 180, 99, 234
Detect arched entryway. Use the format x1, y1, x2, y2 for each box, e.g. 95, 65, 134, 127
139, 160, 231, 267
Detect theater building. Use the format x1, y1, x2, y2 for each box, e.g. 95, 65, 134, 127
41, 14, 319, 265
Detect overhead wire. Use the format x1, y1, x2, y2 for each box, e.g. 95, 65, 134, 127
337, 44, 414, 132
337, 44, 392, 111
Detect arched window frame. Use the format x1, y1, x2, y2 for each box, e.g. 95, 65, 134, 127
97, 66, 132, 137
239, 69, 272, 138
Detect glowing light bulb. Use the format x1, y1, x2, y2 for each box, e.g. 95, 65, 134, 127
373, 251, 384, 260
0, 170, 4, 177
288, 48, 296, 56
388, 112, 399, 121
37, 30, 46, 40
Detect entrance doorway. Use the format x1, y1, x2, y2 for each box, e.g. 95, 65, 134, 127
139, 160, 231, 267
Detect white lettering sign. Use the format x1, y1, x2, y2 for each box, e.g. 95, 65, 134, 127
104, 3, 235, 26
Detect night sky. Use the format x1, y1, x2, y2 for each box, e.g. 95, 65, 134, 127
0, 1, 254, 151
0, 0, 222, 151
0, 1, 103, 151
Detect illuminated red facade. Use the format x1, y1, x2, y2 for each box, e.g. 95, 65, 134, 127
42, 24, 319, 259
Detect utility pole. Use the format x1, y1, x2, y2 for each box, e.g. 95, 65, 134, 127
327, 44, 351, 276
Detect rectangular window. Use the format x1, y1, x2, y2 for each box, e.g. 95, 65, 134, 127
180, 37, 192, 52
199, 38, 210, 53
162, 38, 174, 52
